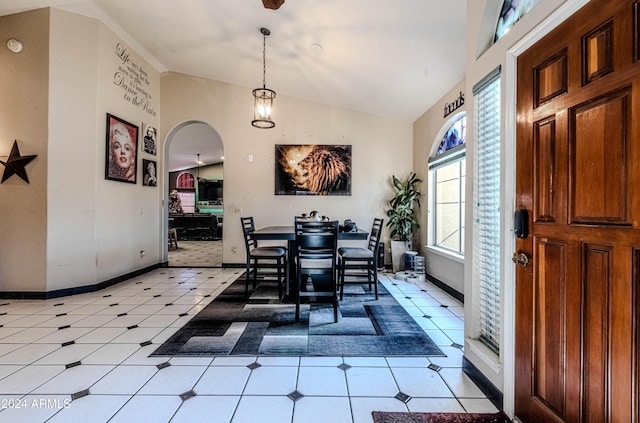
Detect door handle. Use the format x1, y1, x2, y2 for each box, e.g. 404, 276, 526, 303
512, 252, 530, 267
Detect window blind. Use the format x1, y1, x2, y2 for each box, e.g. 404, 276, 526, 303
472, 69, 501, 354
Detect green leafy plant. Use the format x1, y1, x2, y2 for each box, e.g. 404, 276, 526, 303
386, 172, 422, 243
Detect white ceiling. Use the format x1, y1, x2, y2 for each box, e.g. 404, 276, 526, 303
1, 0, 467, 171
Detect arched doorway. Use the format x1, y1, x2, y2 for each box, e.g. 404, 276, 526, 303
164, 121, 224, 267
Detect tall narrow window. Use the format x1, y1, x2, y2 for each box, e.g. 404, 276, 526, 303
473, 68, 501, 353
428, 115, 466, 255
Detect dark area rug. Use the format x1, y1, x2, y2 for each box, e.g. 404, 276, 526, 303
152, 273, 444, 356
371, 411, 510, 423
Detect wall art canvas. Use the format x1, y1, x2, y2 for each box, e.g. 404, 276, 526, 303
275, 144, 352, 196
142, 122, 157, 155
142, 159, 157, 187
105, 113, 138, 184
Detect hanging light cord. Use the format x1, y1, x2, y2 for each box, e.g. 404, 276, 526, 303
262, 32, 267, 89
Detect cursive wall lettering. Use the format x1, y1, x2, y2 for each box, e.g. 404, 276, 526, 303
112, 43, 157, 116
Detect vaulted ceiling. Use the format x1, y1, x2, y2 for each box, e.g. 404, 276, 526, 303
1, 0, 468, 170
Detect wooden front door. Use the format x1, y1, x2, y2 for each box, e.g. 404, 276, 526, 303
515, 0, 640, 421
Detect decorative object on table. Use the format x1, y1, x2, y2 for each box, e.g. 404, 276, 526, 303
105, 113, 138, 184
386, 172, 422, 272
0, 140, 37, 184
251, 27, 276, 129
340, 219, 358, 232
141, 122, 157, 155
275, 144, 352, 196
142, 159, 157, 187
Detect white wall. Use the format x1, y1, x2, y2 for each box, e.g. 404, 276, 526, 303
414, 80, 466, 294
161, 72, 414, 265
0, 8, 162, 294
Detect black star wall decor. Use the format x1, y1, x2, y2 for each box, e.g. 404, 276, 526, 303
0, 140, 37, 184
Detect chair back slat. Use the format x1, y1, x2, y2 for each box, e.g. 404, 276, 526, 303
295, 220, 339, 261
367, 218, 384, 253
240, 217, 258, 252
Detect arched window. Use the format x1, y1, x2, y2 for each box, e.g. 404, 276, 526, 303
494, 0, 540, 42
428, 114, 466, 255
176, 172, 195, 189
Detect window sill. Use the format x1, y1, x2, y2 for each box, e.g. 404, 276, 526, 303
425, 246, 464, 264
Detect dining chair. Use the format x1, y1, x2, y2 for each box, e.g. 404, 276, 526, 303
294, 220, 339, 322
338, 217, 384, 300
240, 217, 288, 299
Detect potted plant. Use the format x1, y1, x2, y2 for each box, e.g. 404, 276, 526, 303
386, 172, 422, 272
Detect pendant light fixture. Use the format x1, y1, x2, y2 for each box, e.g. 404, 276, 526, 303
252, 27, 276, 129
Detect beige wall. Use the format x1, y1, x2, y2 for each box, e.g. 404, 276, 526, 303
413, 80, 466, 294
0, 8, 162, 294
161, 72, 414, 265
0, 9, 49, 292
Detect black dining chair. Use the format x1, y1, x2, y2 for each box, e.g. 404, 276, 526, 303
338, 217, 384, 300
241, 217, 288, 299
294, 220, 339, 322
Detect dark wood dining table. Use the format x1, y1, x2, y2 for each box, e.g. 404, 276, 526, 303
251, 225, 369, 296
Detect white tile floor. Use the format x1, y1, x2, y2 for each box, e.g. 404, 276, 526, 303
0, 268, 497, 422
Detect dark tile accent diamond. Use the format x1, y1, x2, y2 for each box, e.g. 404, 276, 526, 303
135, 281, 143, 284
58, 325, 71, 330
178, 282, 185, 285
247, 362, 261, 370
165, 303, 174, 307
337, 363, 351, 371
56, 313, 67, 317
179, 313, 188, 317
61, 340, 75, 347
153, 295, 161, 298
66, 361, 81, 369
118, 313, 128, 317
423, 315, 432, 319
0, 303, 10, 306
179, 390, 197, 401
127, 325, 139, 330
287, 390, 304, 402
440, 304, 449, 308
140, 341, 153, 347
204, 294, 211, 298
103, 294, 112, 298
71, 389, 90, 401
54, 303, 64, 306
144, 288, 151, 291
405, 296, 411, 299
109, 303, 119, 307
190, 288, 197, 291
394, 392, 412, 403
156, 361, 171, 370
428, 363, 442, 372
451, 342, 464, 350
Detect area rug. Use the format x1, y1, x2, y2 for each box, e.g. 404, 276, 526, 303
371, 411, 510, 423
152, 273, 444, 356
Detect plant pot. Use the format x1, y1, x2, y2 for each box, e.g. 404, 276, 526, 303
390, 240, 410, 273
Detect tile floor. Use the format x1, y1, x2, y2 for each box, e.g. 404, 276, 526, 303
0, 268, 497, 422
168, 240, 223, 267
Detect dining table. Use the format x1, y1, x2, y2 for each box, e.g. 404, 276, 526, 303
251, 224, 369, 296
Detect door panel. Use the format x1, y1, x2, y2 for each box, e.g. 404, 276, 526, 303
515, 1, 640, 421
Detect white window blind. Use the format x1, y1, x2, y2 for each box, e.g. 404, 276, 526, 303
472, 68, 501, 354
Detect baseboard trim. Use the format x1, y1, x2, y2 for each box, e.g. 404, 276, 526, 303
462, 356, 503, 411
0, 264, 160, 300
425, 273, 464, 303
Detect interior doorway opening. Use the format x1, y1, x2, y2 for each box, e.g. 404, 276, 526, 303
165, 121, 224, 267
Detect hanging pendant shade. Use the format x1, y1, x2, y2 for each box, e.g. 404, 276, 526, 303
252, 28, 276, 129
